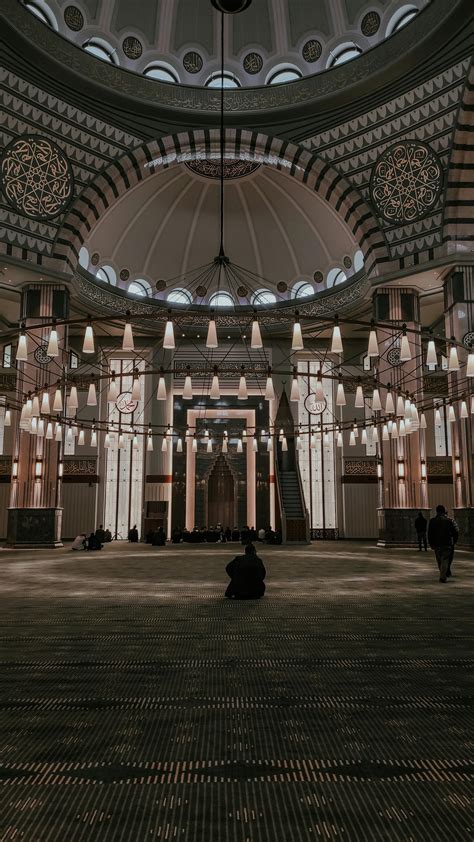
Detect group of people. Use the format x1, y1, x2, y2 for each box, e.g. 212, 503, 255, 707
169, 525, 282, 545
71, 524, 112, 551
144, 526, 166, 546
415, 506, 459, 582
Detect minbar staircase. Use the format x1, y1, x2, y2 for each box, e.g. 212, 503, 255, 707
274, 392, 310, 544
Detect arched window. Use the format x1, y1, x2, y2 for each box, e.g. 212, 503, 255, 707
386, 5, 419, 36
353, 249, 364, 273
78, 246, 90, 269
143, 63, 179, 84
206, 72, 240, 89
328, 43, 362, 67
291, 280, 314, 299
83, 39, 118, 64
267, 67, 302, 85
326, 268, 347, 287
167, 288, 193, 304
208, 291, 234, 307
251, 289, 277, 306
128, 280, 151, 297
95, 265, 117, 285
25, 1, 58, 29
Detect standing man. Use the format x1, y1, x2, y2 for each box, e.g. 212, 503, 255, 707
414, 512, 428, 551
427, 505, 459, 583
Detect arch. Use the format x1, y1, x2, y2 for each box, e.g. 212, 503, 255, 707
55, 129, 389, 278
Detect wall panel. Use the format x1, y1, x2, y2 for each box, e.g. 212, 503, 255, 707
0, 484, 10, 538
343, 483, 379, 539
61, 483, 97, 541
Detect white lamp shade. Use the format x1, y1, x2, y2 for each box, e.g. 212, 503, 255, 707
46, 422, 53, 439
292, 321, 304, 351
147, 436, 153, 451
192, 437, 198, 452
296, 435, 302, 451
91, 429, 97, 447
176, 438, 183, 453
66, 426, 73, 442
31, 396, 40, 418
4, 409, 11, 426
53, 388, 63, 413
46, 329, 59, 358
132, 377, 141, 401
267, 436, 273, 452
420, 413, 427, 429
78, 429, 85, 446
122, 322, 134, 351
238, 376, 248, 400
337, 431, 343, 447
399, 334, 411, 362
206, 439, 212, 453
133, 434, 139, 449
396, 395, 405, 417
448, 404, 456, 422
382, 424, 389, 440
385, 392, 395, 414
222, 437, 228, 453
399, 420, 406, 436
87, 382, 97, 406
108, 380, 119, 402
16, 333, 28, 362
82, 324, 95, 354
426, 339, 437, 367
290, 377, 300, 402
251, 319, 263, 350
372, 426, 379, 444
210, 375, 220, 400
435, 407, 442, 425
315, 379, 325, 401
460, 400, 468, 419
206, 319, 218, 349
36, 419, 45, 437
40, 392, 50, 414
367, 330, 379, 357
372, 389, 382, 411
361, 428, 367, 445
252, 437, 258, 452
163, 319, 175, 350
336, 383, 346, 406
104, 432, 110, 448
55, 424, 62, 442
183, 375, 193, 400
30, 417, 37, 435
354, 385, 364, 408
156, 377, 167, 401
237, 438, 243, 453
349, 431, 356, 446
264, 377, 275, 401
467, 353, 474, 378
448, 345, 460, 371
282, 436, 288, 452
68, 386, 78, 410
330, 324, 343, 355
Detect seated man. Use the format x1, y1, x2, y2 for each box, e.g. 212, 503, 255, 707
95, 524, 106, 544
71, 533, 86, 551
152, 526, 166, 546
258, 527, 266, 542
225, 544, 266, 600
171, 527, 182, 544
87, 532, 102, 550
128, 525, 139, 543
104, 529, 112, 542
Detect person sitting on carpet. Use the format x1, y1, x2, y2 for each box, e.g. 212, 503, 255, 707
225, 543, 266, 600
71, 533, 86, 551
86, 532, 102, 550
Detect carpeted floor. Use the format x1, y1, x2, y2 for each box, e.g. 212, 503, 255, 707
0, 541, 472, 841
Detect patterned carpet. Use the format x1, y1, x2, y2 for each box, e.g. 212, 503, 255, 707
0, 541, 472, 841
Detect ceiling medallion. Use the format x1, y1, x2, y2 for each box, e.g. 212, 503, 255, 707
115, 392, 138, 415
361, 11, 381, 36
343, 255, 352, 269
462, 331, 474, 348
313, 271, 324, 284
64, 5, 84, 31
387, 348, 401, 366
185, 159, 260, 180
120, 268, 130, 282
91, 252, 100, 266
302, 39, 322, 63
34, 345, 53, 365
243, 52, 263, 74
370, 141, 443, 225
237, 286, 248, 297
304, 394, 327, 416
183, 51, 203, 74
122, 36, 143, 60
196, 285, 208, 298
211, 0, 252, 12
0, 135, 74, 221
277, 281, 288, 293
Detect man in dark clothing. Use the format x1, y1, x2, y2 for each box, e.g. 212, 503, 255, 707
225, 544, 266, 600
87, 532, 102, 551
128, 525, 139, 543
414, 512, 428, 551
152, 526, 166, 546
428, 505, 459, 582
95, 524, 106, 544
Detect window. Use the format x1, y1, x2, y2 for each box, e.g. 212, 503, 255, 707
167, 288, 193, 305
206, 73, 240, 89
144, 64, 179, 84
69, 351, 79, 370
83, 39, 117, 64
208, 292, 234, 307
251, 289, 277, 306
96, 265, 117, 285
78, 246, 90, 269
128, 280, 151, 297
25, 1, 57, 29
326, 268, 347, 287
329, 44, 362, 67
267, 67, 302, 85
2, 344, 12, 368
353, 249, 364, 273
386, 6, 419, 36
291, 281, 314, 299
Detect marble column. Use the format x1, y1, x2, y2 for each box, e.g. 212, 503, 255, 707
375, 287, 430, 546
7, 284, 68, 547
444, 266, 474, 546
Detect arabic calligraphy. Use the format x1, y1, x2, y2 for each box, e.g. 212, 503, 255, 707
370, 141, 442, 225
0, 136, 73, 220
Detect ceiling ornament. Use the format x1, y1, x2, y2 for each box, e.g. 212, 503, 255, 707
0, 135, 74, 221
302, 40, 322, 63
196, 285, 208, 298
237, 286, 248, 297
64, 5, 84, 31
462, 332, 474, 348
343, 255, 352, 269
91, 252, 100, 266
243, 52, 263, 74
277, 281, 288, 293
387, 348, 401, 366
370, 141, 443, 225
155, 279, 167, 292
361, 12, 381, 36
183, 51, 203, 74
122, 36, 143, 60
34, 345, 53, 365
120, 268, 130, 281
185, 159, 260, 180
313, 271, 324, 284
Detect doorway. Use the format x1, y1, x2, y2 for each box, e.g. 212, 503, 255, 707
207, 454, 235, 527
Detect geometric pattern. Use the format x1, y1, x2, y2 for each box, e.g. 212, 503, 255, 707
0, 135, 74, 220
371, 141, 443, 225
185, 159, 261, 180
0, 543, 471, 840
63, 5, 84, 31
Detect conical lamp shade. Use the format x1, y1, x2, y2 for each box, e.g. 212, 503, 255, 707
183, 374, 193, 399
82, 324, 95, 354
31, 396, 40, 418
108, 379, 119, 402
55, 423, 62, 442
251, 319, 263, 350
222, 437, 228, 453
385, 391, 395, 414
78, 429, 85, 446
147, 436, 153, 451
292, 320, 304, 351
161, 436, 168, 452
163, 317, 175, 350
47, 329, 59, 358
290, 377, 300, 402
367, 329, 379, 358
53, 388, 63, 413
46, 422, 53, 439
87, 382, 97, 406
264, 376, 275, 401
131, 376, 141, 401
448, 345, 460, 371
460, 400, 468, 419
90, 429, 97, 447
176, 437, 183, 453
330, 324, 343, 355
396, 395, 405, 417
282, 436, 288, 452
399, 333, 411, 362
355, 385, 364, 408
336, 383, 346, 406
68, 385, 78, 411
237, 438, 243, 453
426, 339, 437, 367
122, 321, 134, 352
40, 392, 50, 415
156, 376, 167, 401
210, 375, 220, 400
315, 378, 325, 401
372, 389, 382, 411
16, 333, 28, 362
467, 353, 474, 377
206, 319, 218, 349
238, 376, 248, 400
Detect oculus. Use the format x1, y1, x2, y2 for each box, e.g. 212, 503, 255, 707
0, 135, 73, 220
370, 141, 443, 225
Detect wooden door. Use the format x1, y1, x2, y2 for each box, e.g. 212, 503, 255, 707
207, 454, 235, 527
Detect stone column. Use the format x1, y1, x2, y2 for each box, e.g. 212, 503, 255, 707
145, 353, 174, 539
7, 284, 68, 547
375, 287, 430, 546
444, 266, 474, 545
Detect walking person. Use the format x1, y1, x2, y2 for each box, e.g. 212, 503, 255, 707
414, 512, 428, 551
427, 505, 459, 583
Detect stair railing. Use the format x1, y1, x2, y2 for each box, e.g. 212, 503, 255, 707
274, 458, 287, 544
295, 455, 311, 544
